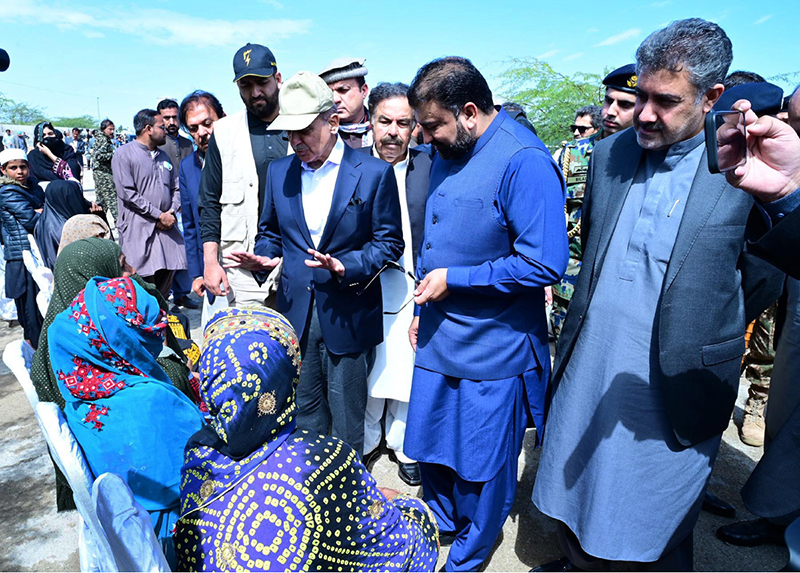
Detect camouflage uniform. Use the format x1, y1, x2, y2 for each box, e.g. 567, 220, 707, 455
91, 132, 117, 221
740, 303, 777, 444
550, 131, 600, 340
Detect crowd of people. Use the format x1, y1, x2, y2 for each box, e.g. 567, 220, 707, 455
1, 15, 800, 572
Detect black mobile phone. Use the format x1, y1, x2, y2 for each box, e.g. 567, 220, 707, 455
705, 109, 747, 174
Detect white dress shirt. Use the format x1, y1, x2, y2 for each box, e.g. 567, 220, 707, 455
300, 136, 345, 248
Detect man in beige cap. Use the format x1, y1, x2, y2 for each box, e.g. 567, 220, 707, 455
228, 71, 404, 455
319, 57, 372, 148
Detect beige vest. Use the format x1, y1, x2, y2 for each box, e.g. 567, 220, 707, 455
211, 109, 259, 257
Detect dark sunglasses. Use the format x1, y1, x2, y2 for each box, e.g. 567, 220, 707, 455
357, 261, 419, 315
570, 124, 592, 134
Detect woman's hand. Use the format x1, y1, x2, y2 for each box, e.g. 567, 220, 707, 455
37, 142, 57, 162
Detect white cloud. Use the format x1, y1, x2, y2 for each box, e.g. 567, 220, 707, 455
754, 14, 773, 25
593, 28, 642, 47
587, 27, 599, 33
5, 0, 311, 47
261, 0, 285, 7
562, 52, 583, 62
83, 31, 105, 39
650, 0, 671, 6
537, 49, 558, 59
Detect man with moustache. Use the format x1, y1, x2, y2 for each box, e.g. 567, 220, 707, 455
320, 57, 373, 149
112, 109, 187, 297
229, 71, 404, 455
357, 82, 432, 486
532, 20, 782, 571
177, 91, 225, 305
405, 57, 568, 571
198, 43, 288, 310
157, 97, 198, 310
551, 64, 638, 339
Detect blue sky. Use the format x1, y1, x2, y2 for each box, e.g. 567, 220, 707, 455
1, 0, 797, 130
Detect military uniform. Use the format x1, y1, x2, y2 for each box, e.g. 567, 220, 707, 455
550, 131, 599, 339
740, 303, 777, 445
91, 132, 117, 221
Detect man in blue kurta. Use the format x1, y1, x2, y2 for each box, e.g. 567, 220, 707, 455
404, 57, 568, 571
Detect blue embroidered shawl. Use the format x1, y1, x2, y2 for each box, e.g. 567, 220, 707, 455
49, 276, 205, 512
175, 307, 439, 572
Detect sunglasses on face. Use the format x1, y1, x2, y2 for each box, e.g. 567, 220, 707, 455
571, 125, 592, 134
357, 261, 419, 315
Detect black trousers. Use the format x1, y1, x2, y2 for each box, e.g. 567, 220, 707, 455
296, 303, 374, 455
558, 521, 694, 572
141, 269, 176, 300
13, 270, 43, 348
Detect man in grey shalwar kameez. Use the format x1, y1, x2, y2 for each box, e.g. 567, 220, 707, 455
532, 19, 784, 571
112, 109, 187, 297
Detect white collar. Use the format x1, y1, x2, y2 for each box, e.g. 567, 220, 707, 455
301, 136, 345, 172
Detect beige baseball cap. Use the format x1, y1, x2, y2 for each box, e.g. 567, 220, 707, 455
269, 71, 335, 132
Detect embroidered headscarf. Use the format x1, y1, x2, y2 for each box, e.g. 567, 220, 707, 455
179, 306, 301, 513
48, 276, 205, 512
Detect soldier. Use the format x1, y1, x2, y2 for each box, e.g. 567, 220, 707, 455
92, 119, 118, 222
550, 64, 638, 340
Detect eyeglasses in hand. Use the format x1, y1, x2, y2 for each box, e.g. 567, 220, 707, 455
357, 261, 419, 315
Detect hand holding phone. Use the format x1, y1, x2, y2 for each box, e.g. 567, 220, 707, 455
705, 109, 747, 174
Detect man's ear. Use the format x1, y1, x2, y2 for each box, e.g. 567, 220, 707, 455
275, 71, 282, 88
461, 102, 480, 129
329, 112, 340, 132
703, 83, 725, 113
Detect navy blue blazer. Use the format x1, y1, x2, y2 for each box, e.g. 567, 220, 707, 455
254, 142, 404, 354
179, 151, 204, 278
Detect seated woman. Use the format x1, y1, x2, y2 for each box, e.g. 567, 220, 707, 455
32, 238, 203, 512
175, 307, 439, 572
57, 214, 111, 255
34, 180, 102, 268
48, 276, 205, 562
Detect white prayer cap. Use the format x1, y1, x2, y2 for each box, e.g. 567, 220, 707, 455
0, 147, 27, 166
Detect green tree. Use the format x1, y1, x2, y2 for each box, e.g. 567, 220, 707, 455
53, 115, 97, 128
0, 97, 47, 125
498, 57, 605, 151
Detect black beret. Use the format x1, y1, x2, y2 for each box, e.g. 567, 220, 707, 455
714, 82, 784, 116
603, 64, 637, 93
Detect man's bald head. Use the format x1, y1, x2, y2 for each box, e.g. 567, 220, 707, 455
789, 85, 800, 137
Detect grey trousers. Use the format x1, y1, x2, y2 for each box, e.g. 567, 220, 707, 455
296, 304, 374, 454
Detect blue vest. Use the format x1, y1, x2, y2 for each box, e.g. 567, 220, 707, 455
415, 113, 551, 380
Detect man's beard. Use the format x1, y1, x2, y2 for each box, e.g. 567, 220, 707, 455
166, 125, 179, 136
434, 123, 477, 160
247, 92, 279, 121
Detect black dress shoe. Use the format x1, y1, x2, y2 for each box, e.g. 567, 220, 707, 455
398, 461, 422, 486
716, 518, 786, 547
174, 295, 200, 309
362, 448, 381, 471
702, 491, 737, 518
530, 556, 582, 572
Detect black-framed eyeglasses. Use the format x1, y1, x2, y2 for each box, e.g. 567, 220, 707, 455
357, 261, 419, 315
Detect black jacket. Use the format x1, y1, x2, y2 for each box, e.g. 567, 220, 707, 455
0, 178, 45, 261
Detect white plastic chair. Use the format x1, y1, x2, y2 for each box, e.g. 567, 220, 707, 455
35, 402, 117, 572
3, 339, 38, 411
22, 234, 54, 317
92, 473, 170, 572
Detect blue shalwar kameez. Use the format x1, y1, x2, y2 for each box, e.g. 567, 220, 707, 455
405, 110, 568, 571
533, 132, 721, 565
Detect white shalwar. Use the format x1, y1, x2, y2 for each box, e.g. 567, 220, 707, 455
364, 152, 416, 462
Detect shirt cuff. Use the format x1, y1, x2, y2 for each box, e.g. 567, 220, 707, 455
446, 266, 471, 293
759, 188, 800, 225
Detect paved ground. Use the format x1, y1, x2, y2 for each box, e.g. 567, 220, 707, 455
0, 171, 788, 571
